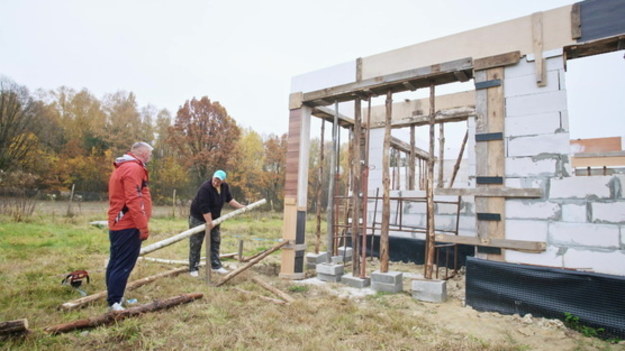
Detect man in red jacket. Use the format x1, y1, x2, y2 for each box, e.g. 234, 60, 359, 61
106, 142, 153, 311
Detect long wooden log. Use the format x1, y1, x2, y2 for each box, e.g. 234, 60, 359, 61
0, 319, 29, 336
139, 253, 236, 265
216, 240, 289, 287
46, 293, 203, 334
140, 199, 267, 256
251, 276, 295, 303
233, 288, 287, 305
59, 266, 189, 310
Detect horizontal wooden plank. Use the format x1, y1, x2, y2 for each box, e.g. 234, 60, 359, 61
473, 51, 521, 71
311, 106, 354, 128
370, 106, 475, 129
435, 187, 543, 198
435, 234, 546, 252
302, 57, 473, 106
565, 35, 625, 59
390, 137, 432, 160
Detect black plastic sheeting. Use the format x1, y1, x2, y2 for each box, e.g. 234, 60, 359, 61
360, 235, 474, 268
579, 0, 625, 42
466, 257, 625, 338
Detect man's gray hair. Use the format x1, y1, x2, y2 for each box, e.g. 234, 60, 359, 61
131, 142, 154, 151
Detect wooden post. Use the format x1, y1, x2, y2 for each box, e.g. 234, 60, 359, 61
205, 227, 212, 284
351, 98, 362, 275
59, 266, 189, 310
314, 120, 325, 254
449, 129, 469, 188
438, 123, 445, 188
326, 102, 339, 261
66, 183, 75, 217
0, 319, 29, 336
140, 199, 266, 256
409, 125, 416, 190
380, 90, 392, 273
172, 189, 176, 218
425, 85, 436, 279
47, 293, 203, 334
238, 240, 244, 262
217, 240, 289, 287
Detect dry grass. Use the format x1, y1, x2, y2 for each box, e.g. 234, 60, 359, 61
0, 201, 621, 350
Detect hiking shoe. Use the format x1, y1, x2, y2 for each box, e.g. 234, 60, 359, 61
212, 267, 229, 274
189, 270, 199, 277
109, 302, 125, 312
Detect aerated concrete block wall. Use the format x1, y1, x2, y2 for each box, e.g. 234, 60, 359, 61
502, 54, 625, 276
365, 54, 625, 277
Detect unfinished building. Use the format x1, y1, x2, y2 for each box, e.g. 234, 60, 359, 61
280, 0, 625, 337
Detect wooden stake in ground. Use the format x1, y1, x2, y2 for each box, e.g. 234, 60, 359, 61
380, 90, 392, 272
139, 199, 266, 256
0, 319, 29, 336
251, 276, 295, 303
59, 266, 189, 310
216, 240, 289, 287
46, 293, 203, 335
425, 85, 437, 279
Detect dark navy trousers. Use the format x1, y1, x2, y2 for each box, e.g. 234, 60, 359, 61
106, 228, 141, 306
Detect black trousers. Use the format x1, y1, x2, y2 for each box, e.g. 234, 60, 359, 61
188, 216, 222, 271
106, 228, 141, 306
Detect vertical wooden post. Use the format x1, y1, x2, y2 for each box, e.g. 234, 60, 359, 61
172, 189, 177, 218
381, 90, 392, 273
449, 129, 469, 188
314, 120, 325, 254
66, 184, 75, 217
409, 125, 416, 190
205, 227, 212, 284
438, 123, 445, 188
425, 85, 436, 279
326, 102, 339, 261
351, 98, 362, 275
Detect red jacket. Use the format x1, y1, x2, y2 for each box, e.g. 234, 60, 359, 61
107, 153, 152, 235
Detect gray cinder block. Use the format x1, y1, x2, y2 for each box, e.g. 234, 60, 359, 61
341, 273, 371, 288
411, 278, 447, 303
371, 270, 403, 293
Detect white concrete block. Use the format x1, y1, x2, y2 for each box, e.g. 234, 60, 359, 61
505, 157, 558, 177
562, 248, 625, 276
549, 176, 612, 199
505, 219, 548, 242
505, 112, 562, 137
437, 203, 461, 215
505, 177, 547, 190
591, 202, 625, 224
507, 133, 570, 157
506, 90, 567, 117
505, 246, 563, 267
433, 215, 456, 231
505, 70, 560, 98
506, 200, 560, 220
561, 203, 587, 223
549, 222, 620, 249
458, 215, 476, 236
505, 54, 564, 79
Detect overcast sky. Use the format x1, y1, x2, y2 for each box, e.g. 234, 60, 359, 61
1, 0, 622, 142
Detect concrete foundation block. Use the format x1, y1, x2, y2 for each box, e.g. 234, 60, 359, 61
306, 252, 329, 269
505, 246, 564, 267
549, 222, 620, 249
505, 219, 548, 242
411, 278, 447, 303
316, 262, 344, 276
371, 270, 403, 293
561, 203, 587, 223
562, 248, 625, 276
338, 246, 353, 261
341, 273, 371, 288
506, 90, 567, 117
331, 255, 345, 264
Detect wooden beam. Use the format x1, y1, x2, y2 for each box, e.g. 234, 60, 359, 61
435, 187, 543, 198
565, 35, 625, 59
47, 293, 203, 334
0, 319, 29, 336
217, 240, 289, 287
251, 276, 295, 304
435, 234, 546, 252
473, 51, 521, 71
312, 106, 355, 128
424, 85, 436, 279
380, 90, 392, 273
302, 57, 473, 106
371, 106, 475, 129
532, 12, 546, 87
571, 2, 581, 40
390, 137, 431, 160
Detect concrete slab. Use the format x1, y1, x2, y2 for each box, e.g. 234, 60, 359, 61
411, 279, 447, 303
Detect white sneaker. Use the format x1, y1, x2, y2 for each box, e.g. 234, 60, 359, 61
212, 267, 229, 274
109, 302, 125, 312
189, 270, 199, 277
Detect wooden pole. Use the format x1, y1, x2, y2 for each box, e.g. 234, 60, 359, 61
0, 319, 29, 336
205, 227, 212, 284
238, 240, 244, 262
47, 293, 203, 334
216, 240, 289, 287
326, 102, 339, 261
315, 120, 325, 254
59, 266, 189, 310
438, 123, 445, 188
172, 189, 176, 218
381, 90, 392, 273
66, 184, 75, 217
449, 129, 469, 188
360, 97, 371, 277
139, 253, 235, 265
251, 276, 295, 303
409, 125, 416, 190
425, 85, 436, 279
351, 98, 362, 276
140, 199, 266, 256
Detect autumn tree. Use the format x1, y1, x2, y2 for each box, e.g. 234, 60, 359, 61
262, 133, 287, 211
103, 91, 143, 156
230, 128, 264, 203
0, 78, 42, 172
169, 97, 240, 190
